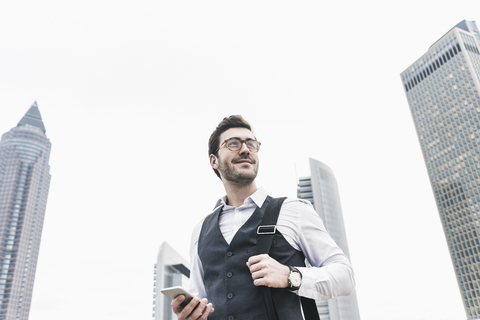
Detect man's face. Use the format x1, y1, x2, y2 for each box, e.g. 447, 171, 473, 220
211, 127, 259, 185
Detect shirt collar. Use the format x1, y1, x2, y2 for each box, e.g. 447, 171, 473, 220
213, 187, 268, 209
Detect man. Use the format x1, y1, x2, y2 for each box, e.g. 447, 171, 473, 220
172, 115, 355, 320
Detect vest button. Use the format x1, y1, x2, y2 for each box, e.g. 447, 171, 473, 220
226, 251, 233, 257
227, 272, 233, 278
228, 316, 234, 320
227, 293, 234, 299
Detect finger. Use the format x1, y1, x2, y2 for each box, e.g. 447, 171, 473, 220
251, 268, 266, 280
171, 295, 186, 312
247, 254, 265, 267
253, 277, 267, 287
190, 298, 208, 319
247, 255, 270, 272
199, 303, 214, 320
248, 261, 264, 274
180, 297, 200, 317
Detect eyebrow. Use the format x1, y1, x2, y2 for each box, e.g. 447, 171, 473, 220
225, 137, 257, 141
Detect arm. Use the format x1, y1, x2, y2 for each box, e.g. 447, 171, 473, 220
247, 199, 355, 300
188, 220, 208, 299
292, 202, 355, 300
292, 200, 355, 300
171, 220, 213, 318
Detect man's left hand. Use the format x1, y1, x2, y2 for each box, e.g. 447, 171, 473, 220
246, 254, 290, 288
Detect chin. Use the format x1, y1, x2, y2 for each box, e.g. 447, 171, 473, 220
237, 171, 258, 181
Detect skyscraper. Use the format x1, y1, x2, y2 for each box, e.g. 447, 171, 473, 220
0, 102, 51, 320
153, 242, 190, 320
401, 20, 480, 319
297, 158, 360, 320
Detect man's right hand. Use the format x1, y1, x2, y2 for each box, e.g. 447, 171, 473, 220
171, 295, 213, 320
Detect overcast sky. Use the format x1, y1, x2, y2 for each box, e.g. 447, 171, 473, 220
1, 1, 478, 319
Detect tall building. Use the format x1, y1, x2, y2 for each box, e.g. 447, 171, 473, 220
153, 242, 190, 320
401, 20, 480, 319
297, 158, 360, 320
0, 102, 51, 320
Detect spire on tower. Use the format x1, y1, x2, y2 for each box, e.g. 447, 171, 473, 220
17, 101, 46, 133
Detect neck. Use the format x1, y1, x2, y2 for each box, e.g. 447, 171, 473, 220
223, 181, 258, 207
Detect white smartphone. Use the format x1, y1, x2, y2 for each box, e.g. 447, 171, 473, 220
161, 286, 214, 312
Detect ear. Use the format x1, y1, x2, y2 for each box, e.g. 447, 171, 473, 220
209, 154, 219, 169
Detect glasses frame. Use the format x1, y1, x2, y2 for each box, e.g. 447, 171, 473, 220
217, 137, 261, 153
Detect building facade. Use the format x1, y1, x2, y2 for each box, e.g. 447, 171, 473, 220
297, 158, 360, 320
152, 242, 190, 320
0, 102, 51, 320
401, 20, 480, 319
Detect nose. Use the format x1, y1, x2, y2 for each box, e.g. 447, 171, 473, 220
238, 141, 251, 154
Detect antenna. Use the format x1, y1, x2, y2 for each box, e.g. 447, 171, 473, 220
294, 161, 298, 184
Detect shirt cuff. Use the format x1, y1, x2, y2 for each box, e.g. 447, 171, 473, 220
296, 266, 315, 298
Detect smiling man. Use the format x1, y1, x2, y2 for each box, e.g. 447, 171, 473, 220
172, 115, 355, 320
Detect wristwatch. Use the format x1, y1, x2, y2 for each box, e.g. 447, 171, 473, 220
287, 266, 302, 291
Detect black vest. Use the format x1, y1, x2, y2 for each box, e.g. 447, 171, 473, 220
198, 197, 306, 320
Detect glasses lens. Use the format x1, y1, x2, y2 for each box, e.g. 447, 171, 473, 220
246, 140, 259, 152
226, 138, 242, 150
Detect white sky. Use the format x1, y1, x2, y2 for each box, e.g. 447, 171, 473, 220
0, 1, 477, 319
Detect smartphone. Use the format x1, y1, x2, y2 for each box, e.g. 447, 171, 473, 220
161, 286, 214, 313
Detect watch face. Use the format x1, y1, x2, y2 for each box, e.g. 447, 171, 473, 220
289, 271, 302, 288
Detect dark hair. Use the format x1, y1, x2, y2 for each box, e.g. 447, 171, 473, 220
208, 115, 253, 178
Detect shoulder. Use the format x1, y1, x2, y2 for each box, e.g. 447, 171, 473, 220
192, 218, 205, 242
274, 198, 323, 251
191, 205, 222, 245
282, 197, 314, 208
281, 197, 317, 216
278, 197, 325, 227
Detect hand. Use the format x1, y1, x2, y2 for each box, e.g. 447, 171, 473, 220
246, 254, 290, 288
171, 295, 213, 320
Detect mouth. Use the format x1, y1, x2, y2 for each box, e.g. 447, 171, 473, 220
234, 158, 254, 164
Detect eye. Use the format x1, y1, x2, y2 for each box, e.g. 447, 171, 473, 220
246, 140, 258, 150
227, 139, 241, 148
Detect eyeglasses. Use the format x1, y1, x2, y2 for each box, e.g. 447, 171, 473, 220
217, 137, 261, 153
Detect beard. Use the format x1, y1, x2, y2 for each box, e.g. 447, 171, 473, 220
217, 155, 258, 185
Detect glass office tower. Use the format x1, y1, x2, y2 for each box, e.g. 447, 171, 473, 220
153, 242, 190, 320
401, 20, 480, 319
297, 158, 360, 320
0, 102, 51, 320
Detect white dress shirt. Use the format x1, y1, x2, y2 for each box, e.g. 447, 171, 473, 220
189, 188, 355, 301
